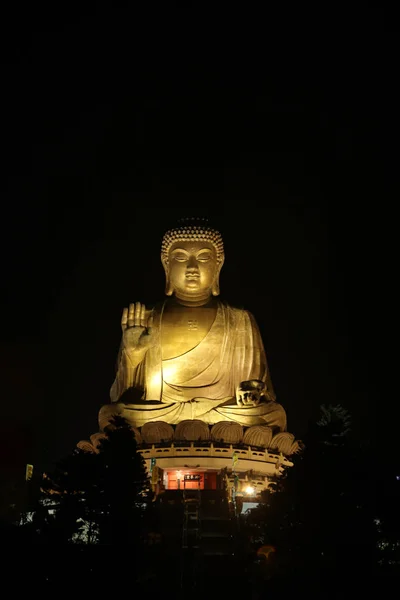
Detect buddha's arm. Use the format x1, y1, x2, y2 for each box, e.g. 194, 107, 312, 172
110, 342, 147, 403
236, 310, 276, 403
110, 302, 157, 402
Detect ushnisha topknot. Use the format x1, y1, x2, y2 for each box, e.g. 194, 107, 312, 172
161, 217, 224, 264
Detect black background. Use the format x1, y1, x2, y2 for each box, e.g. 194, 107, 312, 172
0, 5, 397, 471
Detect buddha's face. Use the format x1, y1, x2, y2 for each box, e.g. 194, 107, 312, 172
165, 240, 222, 303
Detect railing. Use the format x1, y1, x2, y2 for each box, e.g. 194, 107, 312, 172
138, 441, 293, 467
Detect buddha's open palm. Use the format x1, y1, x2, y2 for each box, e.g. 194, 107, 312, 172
121, 302, 155, 362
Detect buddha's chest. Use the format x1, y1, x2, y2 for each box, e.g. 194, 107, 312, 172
161, 306, 217, 360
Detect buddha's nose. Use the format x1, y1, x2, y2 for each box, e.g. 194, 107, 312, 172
187, 256, 199, 270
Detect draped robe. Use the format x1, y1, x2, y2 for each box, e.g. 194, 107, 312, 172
106, 300, 287, 430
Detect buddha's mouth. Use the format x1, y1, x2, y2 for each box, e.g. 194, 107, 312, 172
186, 274, 200, 280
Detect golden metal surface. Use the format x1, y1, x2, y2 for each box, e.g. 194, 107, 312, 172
105, 230, 287, 431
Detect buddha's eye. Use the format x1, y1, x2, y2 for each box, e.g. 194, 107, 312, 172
197, 254, 211, 262
174, 254, 188, 262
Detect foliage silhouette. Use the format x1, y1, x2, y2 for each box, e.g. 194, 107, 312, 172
27, 416, 153, 547
241, 404, 385, 596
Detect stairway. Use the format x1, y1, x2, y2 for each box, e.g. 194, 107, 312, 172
182, 487, 201, 549
180, 489, 238, 592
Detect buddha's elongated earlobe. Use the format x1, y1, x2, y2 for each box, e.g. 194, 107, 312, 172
165, 276, 174, 296
211, 256, 224, 296
161, 255, 173, 296
211, 278, 220, 296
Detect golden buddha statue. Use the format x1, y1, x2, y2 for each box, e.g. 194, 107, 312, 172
99, 219, 287, 432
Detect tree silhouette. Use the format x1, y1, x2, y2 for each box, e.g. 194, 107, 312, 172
31, 416, 153, 548
93, 415, 153, 546
242, 404, 380, 597
7, 416, 156, 590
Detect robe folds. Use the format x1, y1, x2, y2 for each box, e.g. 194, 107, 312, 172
107, 300, 287, 430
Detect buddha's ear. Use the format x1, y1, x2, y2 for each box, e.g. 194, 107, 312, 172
212, 255, 225, 296
211, 279, 220, 296
161, 255, 173, 296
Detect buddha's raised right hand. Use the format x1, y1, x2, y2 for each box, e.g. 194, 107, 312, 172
121, 302, 155, 364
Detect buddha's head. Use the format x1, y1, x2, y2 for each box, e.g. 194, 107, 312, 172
161, 219, 225, 305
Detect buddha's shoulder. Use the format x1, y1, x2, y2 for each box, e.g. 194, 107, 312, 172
218, 300, 253, 319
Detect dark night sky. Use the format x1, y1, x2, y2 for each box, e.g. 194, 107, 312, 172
0, 6, 397, 471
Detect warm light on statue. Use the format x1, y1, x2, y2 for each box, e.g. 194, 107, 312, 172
99, 218, 288, 433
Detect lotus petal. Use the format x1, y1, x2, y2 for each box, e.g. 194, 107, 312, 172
243, 425, 273, 448
141, 421, 174, 444
175, 419, 210, 441
211, 421, 243, 444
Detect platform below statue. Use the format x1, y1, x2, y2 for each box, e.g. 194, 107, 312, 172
142, 438, 292, 492
78, 418, 300, 496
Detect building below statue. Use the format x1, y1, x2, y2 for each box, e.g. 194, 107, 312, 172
78, 418, 300, 498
